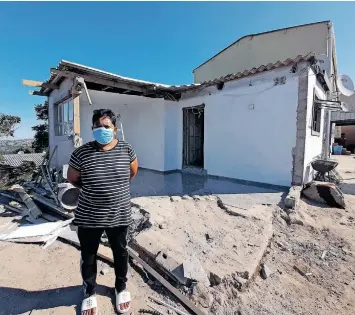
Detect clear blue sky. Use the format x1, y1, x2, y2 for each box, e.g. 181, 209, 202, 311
0, 1, 354, 139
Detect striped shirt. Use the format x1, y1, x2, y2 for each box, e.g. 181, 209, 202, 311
68, 140, 137, 228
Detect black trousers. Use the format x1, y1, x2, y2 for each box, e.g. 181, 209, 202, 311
78, 226, 129, 296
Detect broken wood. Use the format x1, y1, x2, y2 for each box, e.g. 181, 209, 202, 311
73, 95, 80, 135
59, 232, 205, 315
50, 68, 151, 94
23, 79, 59, 90
149, 297, 191, 315
12, 186, 43, 219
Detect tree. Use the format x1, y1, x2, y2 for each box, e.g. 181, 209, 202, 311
0, 114, 21, 137
32, 101, 49, 152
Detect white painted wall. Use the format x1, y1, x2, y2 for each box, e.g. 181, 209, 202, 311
48, 78, 75, 169
302, 68, 326, 184
174, 66, 300, 187
193, 22, 329, 83
79, 91, 167, 171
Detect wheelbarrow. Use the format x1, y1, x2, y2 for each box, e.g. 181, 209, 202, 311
311, 159, 340, 184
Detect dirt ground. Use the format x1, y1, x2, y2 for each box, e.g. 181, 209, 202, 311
1, 156, 355, 315
0, 237, 182, 315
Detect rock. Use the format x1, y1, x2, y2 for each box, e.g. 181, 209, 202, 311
260, 263, 273, 279
183, 256, 210, 286
0, 205, 5, 213
170, 196, 182, 202
289, 213, 304, 226
100, 268, 110, 275
208, 271, 222, 286
182, 195, 193, 200
193, 195, 204, 201
158, 223, 166, 229
275, 241, 287, 251
9, 201, 20, 207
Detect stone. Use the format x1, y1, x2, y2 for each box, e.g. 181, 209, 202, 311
0, 205, 5, 213
284, 186, 302, 210
193, 195, 204, 201
289, 213, 304, 226
260, 263, 273, 279
208, 271, 222, 286
182, 195, 193, 200
158, 223, 166, 229
170, 196, 182, 202
155, 251, 187, 285
183, 256, 210, 286
100, 268, 110, 275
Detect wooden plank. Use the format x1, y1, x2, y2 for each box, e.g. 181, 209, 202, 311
30, 91, 50, 97
51, 68, 150, 94
23, 80, 59, 90
73, 95, 80, 135
58, 233, 205, 315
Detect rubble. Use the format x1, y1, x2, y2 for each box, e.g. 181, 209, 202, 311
284, 185, 302, 210
260, 263, 273, 279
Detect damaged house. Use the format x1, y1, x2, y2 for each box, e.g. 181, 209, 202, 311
24, 21, 345, 188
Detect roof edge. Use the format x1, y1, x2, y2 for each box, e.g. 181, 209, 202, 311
192, 20, 330, 72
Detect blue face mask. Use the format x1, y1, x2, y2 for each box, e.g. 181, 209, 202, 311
93, 127, 114, 145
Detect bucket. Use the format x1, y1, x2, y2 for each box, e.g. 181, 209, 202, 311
333, 145, 343, 155
58, 183, 80, 210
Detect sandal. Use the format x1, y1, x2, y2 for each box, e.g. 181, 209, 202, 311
81, 295, 98, 315
115, 290, 131, 313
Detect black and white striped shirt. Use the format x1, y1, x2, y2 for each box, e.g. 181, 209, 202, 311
68, 140, 137, 228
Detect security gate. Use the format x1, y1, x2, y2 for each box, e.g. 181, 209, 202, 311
182, 105, 205, 168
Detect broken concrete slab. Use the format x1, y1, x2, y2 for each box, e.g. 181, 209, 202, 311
302, 181, 345, 209
183, 255, 210, 287
155, 250, 187, 285
284, 185, 302, 210
133, 197, 274, 289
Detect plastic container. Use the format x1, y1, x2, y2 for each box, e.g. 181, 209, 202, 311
333, 145, 343, 155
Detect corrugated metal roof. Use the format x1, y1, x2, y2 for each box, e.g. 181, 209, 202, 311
1, 153, 46, 168
38, 53, 315, 96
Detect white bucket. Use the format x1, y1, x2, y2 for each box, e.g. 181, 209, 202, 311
58, 183, 80, 210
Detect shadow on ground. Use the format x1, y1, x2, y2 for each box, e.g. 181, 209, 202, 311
0, 285, 113, 315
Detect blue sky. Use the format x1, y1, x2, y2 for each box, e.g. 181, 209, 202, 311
0, 1, 354, 139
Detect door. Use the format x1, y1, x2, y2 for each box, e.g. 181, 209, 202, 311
183, 105, 204, 168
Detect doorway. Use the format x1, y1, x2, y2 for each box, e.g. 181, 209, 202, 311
182, 105, 205, 168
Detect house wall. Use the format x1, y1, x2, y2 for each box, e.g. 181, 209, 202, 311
173, 66, 300, 187
48, 78, 75, 169
193, 22, 329, 83
331, 94, 355, 122
79, 91, 167, 171
302, 68, 326, 184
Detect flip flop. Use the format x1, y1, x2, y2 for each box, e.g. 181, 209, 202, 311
115, 290, 131, 313
81, 295, 98, 315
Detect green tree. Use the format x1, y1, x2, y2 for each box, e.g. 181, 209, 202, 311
0, 114, 21, 137
32, 101, 49, 152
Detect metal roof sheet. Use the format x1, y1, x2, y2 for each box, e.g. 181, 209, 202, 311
38, 53, 315, 96
1, 153, 46, 168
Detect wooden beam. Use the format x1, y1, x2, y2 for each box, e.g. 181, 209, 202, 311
29, 90, 50, 97
73, 95, 80, 135
23, 79, 59, 90
50, 68, 151, 94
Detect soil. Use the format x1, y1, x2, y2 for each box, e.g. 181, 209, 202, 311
1, 156, 355, 315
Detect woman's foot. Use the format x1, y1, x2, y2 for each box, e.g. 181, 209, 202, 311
81, 295, 98, 315
115, 290, 131, 313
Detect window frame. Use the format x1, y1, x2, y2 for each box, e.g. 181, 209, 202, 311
55, 98, 74, 136
311, 89, 322, 136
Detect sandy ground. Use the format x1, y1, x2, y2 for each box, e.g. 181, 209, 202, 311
0, 235, 183, 315
1, 156, 355, 315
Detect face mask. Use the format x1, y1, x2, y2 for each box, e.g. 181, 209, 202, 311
93, 127, 114, 145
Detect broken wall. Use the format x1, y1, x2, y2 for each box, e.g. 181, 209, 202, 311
302, 68, 327, 184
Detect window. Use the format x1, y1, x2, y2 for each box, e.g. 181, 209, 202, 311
55, 99, 74, 136
312, 94, 322, 135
